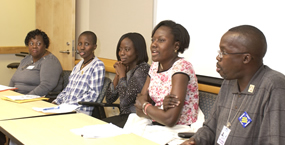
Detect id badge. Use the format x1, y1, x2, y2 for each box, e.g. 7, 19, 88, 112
217, 126, 231, 145
27, 65, 35, 69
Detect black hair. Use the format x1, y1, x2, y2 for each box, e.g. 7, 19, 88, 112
151, 20, 190, 54
116, 32, 148, 64
79, 31, 97, 45
229, 25, 267, 58
25, 29, 50, 48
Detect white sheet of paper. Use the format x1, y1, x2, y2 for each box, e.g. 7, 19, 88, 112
70, 123, 130, 138
32, 104, 79, 113
5, 95, 41, 100
123, 107, 205, 145
0, 84, 16, 92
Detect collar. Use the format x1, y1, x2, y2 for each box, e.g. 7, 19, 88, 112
75, 56, 98, 73
230, 65, 267, 95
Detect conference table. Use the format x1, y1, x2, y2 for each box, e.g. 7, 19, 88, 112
0, 90, 158, 145
0, 90, 56, 121
0, 113, 158, 145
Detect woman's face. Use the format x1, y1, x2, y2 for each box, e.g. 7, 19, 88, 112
28, 35, 46, 61
118, 38, 137, 66
77, 34, 96, 60
150, 26, 176, 63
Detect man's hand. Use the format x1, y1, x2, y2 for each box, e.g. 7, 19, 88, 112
181, 137, 196, 145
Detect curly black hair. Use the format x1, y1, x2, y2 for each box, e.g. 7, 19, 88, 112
24, 29, 50, 48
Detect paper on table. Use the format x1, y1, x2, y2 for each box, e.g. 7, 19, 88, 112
70, 123, 130, 138
0, 84, 17, 92
4, 95, 41, 100
32, 103, 79, 113
1, 94, 49, 103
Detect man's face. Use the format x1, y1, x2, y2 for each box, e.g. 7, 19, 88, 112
216, 31, 247, 80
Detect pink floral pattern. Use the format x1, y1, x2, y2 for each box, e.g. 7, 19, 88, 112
148, 58, 199, 125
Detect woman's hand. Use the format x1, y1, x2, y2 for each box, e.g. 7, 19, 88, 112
114, 61, 127, 78
163, 94, 180, 111
113, 62, 120, 76
135, 93, 149, 117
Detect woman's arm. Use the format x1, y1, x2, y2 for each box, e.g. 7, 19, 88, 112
105, 79, 119, 104
139, 73, 189, 127
105, 61, 126, 104
28, 57, 62, 96
112, 61, 121, 88
9, 79, 15, 87
112, 74, 120, 88
135, 76, 151, 118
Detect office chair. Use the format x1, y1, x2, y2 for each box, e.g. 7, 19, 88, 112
7, 52, 29, 69
177, 90, 218, 138
198, 91, 217, 120
78, 77, 121, 119
46, 70, 71, 102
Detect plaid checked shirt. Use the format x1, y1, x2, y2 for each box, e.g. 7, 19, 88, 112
54, 57, 105, 115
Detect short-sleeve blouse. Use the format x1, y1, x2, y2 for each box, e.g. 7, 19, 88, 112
148, 58, 199, 125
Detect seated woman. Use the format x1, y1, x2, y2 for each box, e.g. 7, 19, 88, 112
103, 32, 149, 128
52, 31, 105, 116
134, 20, 199, 127
9, 29, 63, 102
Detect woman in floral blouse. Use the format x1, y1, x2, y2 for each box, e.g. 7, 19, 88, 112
135, 20, 199, 127
103, 32, 149, 128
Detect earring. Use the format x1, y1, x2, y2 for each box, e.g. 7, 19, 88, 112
174, 50, 177, 53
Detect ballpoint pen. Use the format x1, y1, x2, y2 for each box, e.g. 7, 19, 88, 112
43, 106, 60, 111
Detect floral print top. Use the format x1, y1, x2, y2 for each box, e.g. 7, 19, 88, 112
148, 58, 199, 125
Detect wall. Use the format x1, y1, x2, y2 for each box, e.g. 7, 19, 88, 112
0, 0, 35, 85
83, 0, 153, 116
75, 0, 90, 60
76, 0, 154, 80
89, 0, 153, 62
155, 0, 285, 78
1, 0, 153, 86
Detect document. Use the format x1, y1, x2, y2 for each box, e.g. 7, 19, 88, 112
1, 95, 49, 103
0, 84, 17, 92
4, 95, 41, 100
33, 103, 79, 113
70, 123, 130, 138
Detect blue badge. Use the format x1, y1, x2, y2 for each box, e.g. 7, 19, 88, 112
238, 111, 252, 128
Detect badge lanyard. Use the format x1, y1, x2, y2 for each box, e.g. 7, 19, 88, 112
226, 94, 247, 128
217, 94, 247, 145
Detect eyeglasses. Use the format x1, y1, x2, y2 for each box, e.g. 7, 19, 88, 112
217, 50, 248, 58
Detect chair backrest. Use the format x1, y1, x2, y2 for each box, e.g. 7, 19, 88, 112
90, 77, 112, 119
199, 91, 218, 120
96, 77, 112, 103
46, 70, 71, 102
62, 70, 72, 89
